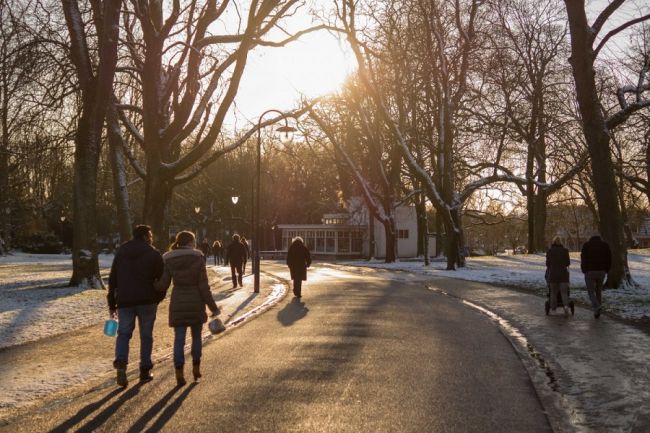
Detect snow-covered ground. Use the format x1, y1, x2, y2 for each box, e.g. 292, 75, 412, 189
0, 253, 114, 349
341, 250, 650, 320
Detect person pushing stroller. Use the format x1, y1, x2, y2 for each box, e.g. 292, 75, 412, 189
545, 236, 573, 317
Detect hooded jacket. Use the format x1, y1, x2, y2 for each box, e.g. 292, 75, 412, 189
155, 247, 219, 327
107, 239, 165, 309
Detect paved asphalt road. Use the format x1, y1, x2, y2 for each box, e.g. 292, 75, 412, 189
4, 263, 551, 433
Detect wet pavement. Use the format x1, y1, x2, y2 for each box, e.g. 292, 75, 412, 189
329, 264, 650, 433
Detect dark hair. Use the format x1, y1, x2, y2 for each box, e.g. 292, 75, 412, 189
170, 231, 196, 250
133, 225, 152, 240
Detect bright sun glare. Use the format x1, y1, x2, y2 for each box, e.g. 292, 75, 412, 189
232, 28, 356, 125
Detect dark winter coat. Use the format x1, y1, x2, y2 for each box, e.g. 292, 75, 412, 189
580, 236, 612, 273
155, 247, 219, 327
546, 244, 570, 284
287, 241, 312, 281
107, 239, 165, 310
226, 240, 248, 266
199, 241, 211, 257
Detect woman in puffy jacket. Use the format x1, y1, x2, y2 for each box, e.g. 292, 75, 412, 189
546, 236, 571, 317
156, 231, 220, 385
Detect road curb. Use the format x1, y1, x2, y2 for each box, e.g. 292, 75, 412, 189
427, 285, 577, 433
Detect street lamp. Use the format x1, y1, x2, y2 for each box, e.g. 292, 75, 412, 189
254, 110, 296, 293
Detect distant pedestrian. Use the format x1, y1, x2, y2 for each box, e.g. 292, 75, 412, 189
0, 232, 6, 256
107, 225, 165, 387
241, 236, 250, 274
286, 236, 311, 298
581, 234, 612, 319
155, 231, 220, 386
226, 234, 247, 288
212, 240, 223, 265
546, 236, 571, 317
199, 238, 211, 263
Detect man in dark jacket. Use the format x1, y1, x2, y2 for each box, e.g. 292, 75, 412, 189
226, 234, 247, 288
580, 234, 612, 319
108, 225, 165, 387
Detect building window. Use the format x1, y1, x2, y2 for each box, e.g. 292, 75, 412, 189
326, 231, 335, 252
397, 229, 409, 239
338, 231, 350, 253
351, 232, 363, 252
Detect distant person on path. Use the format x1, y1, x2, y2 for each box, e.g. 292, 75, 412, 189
581, 233, 612, 319
199, 238, 211, 263
108, 225, 165, 387
0, 232, 6, 256
226, 234, 247, 288
286, 236, 311, 298
546, 236, 571, 317
212, 240, 223, 265
241, 236, 250, 274
155, 231, 220, 386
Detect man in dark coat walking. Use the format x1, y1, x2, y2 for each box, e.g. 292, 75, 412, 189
226, 234, 247, 288
286, 236, 311, 298
580, 234, 612, 319
108, 225, 165, 387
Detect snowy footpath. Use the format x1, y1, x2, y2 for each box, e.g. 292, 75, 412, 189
0, 253, 287, 422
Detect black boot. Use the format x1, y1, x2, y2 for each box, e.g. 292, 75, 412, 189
139, 367, 153, 383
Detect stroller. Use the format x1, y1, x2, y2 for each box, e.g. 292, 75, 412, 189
544, 270, 575, 316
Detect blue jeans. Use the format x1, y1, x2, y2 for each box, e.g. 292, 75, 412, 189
174, 324, 203, 368
114, 303, 158, 370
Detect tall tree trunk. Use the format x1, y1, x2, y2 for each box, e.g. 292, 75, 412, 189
384, 218, 396, 263
0, 90, 10, 249
69, 116, 102, 287
63, 0, 121, 288
143, 170, 173, 250
533, 191, 547, 252
435, 213, 443, 257
564, 1, 631, 288
368, 210, 375, 260
416, 194, 426, 257
108, 106, 132, 244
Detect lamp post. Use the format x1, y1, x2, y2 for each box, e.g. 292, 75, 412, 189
254, 110, 296, 293
194, 206, 201, 240
60, 215, 66, 246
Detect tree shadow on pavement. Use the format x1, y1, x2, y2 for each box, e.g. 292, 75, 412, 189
48, 383, 143, 433
277, 297, 309, 327
141, 383, 197, 432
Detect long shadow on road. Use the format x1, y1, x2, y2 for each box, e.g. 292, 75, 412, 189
49, 384, 144, 433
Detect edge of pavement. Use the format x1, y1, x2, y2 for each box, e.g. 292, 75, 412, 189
328, 262, 650, 433
0, 268, 290, 427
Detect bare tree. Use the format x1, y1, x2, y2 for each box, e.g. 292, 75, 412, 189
114, 0, 322, 247
563, 0, 650, 288
61, 0, 121, 287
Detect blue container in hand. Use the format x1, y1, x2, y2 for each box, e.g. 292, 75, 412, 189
103, 319, 118, 337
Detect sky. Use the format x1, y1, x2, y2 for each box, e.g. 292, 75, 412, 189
226, 5, 357, 129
